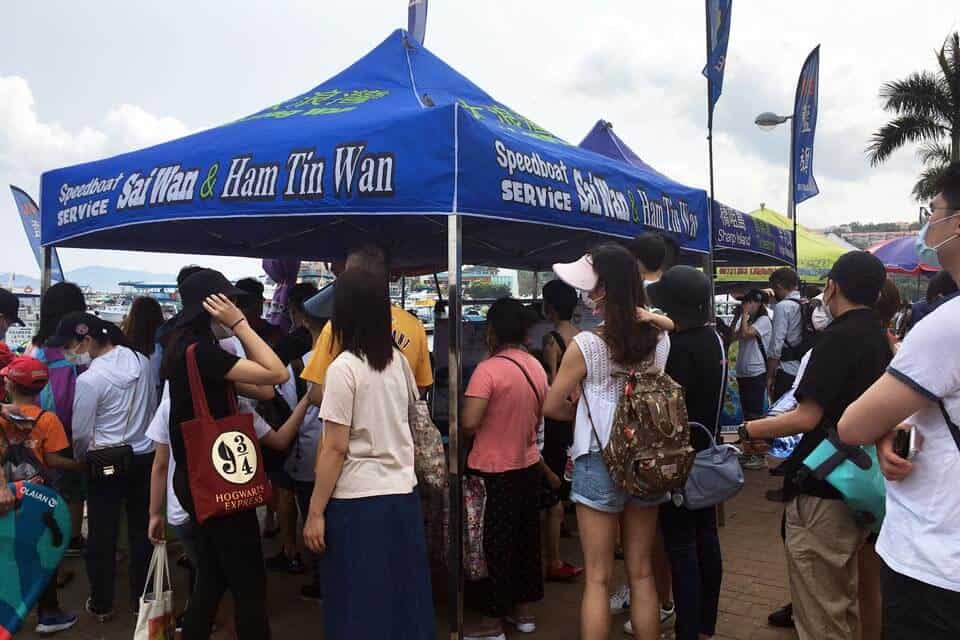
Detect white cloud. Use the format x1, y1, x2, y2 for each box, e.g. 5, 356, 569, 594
0, 75, 259, 280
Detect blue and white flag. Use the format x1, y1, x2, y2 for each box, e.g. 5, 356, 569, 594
792, 45, 820, 204
9, 185, 64, 282
703, 0, 732, 119
408, 0, 428, 45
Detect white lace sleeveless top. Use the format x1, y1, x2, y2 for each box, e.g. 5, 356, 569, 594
570, 330, 670, 460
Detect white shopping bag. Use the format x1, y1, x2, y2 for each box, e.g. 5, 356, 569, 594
134, 541, 174, 640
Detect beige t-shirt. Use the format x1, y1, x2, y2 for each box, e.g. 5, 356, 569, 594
318, 350, 417, 500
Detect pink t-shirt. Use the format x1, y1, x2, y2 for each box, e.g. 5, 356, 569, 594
466, 348, 548, 473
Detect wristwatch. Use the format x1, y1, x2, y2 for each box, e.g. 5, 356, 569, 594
738, 423, 751, 443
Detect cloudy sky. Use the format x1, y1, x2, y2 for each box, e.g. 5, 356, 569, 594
1, 1, 957, 279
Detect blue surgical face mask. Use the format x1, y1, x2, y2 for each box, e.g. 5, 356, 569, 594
916, 213, 960, 268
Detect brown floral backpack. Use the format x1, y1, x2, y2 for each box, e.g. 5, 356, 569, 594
583, 370, 695, 497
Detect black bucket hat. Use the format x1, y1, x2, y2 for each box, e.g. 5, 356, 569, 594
646, 266, 712, 327
172, 268, 248, 328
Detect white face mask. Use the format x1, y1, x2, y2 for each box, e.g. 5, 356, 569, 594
580, 289, 605, 315
65, 349, 92, 367
811, 303, 833, 331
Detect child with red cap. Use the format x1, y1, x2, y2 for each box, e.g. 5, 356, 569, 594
0, 355, 83, 634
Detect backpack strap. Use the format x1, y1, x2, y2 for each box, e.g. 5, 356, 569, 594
579, 383, 604, 450
939, 400, 960, 453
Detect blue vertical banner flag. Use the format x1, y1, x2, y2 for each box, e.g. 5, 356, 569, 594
9, 185, 64, 282
703, 0, 732, 120
408, 0, 428, 45
792, 45, 820, 204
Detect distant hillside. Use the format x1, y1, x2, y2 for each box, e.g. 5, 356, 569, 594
1, 267, 178, 293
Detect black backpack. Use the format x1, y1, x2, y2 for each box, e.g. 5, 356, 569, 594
779, 298, 818, 362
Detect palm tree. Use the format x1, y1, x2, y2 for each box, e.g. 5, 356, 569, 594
868, 33, 960, 201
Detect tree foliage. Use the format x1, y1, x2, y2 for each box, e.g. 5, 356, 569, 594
868, 33, 960, 201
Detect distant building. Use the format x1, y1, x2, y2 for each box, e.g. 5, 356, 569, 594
840, 231, 915, 249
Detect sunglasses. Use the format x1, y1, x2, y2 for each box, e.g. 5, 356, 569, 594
921, 202, 960, 222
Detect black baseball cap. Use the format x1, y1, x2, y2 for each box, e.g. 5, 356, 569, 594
47, 312, 110, 347
172, 268, 248, 328
0, 288, 24, 327
741, 289, 768, 304
647, 266, 712, 327
826, 251, 887, 306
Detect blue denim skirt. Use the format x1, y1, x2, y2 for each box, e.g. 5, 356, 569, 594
323, 491, 435, 639
570, 452, 667, 513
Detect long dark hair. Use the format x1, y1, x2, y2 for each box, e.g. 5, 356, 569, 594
122, 297, 164, 357
34, 282, 86, 347
161, 314, 215, 380
591, 243, 659, 365
331, 269, 393, 372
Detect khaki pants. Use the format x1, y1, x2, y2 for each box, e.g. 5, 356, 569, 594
785, 494, 867, 640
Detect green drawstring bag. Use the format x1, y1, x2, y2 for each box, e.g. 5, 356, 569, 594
800, 429, 886, 533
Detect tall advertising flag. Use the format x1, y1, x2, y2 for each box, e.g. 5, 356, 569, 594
9, 186, 64, 282
792, 45, 820, 204
703, 0, 732, 120
408, 0, 428, 45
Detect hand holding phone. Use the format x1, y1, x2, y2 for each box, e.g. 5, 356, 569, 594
892, 427, 917, 460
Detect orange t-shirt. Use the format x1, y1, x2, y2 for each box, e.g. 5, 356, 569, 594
0, 404, 70, 466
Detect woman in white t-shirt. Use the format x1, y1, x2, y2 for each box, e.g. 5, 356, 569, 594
544, 244, 672, 640
303, 269, 434, 640
733, 289, 773, 470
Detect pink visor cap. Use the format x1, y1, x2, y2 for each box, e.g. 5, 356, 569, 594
552, 254, 598, 292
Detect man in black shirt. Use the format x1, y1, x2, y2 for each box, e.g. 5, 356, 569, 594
739, 251, 891, 640
648, 266, 727, 640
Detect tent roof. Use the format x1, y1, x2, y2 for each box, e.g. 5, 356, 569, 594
717, 205, 852, 283
41, 30, 710, 272
578, 121, 794, 267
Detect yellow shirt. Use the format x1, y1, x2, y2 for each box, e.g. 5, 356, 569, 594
301, 305, 434, 387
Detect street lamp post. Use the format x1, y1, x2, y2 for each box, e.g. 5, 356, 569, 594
755, 111, 798, 270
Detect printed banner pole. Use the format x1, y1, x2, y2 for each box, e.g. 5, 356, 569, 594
10, 185, 64, 283
703, 0, 732, 318
791, 45, 821, 270
408, 0, 428, 45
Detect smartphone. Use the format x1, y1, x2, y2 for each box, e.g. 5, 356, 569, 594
893, 429, 917, 460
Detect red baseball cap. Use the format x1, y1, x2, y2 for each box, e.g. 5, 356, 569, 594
1, 356, 49, 390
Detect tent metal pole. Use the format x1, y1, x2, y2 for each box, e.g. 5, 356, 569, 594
446, 214, 464, 640
41, 246, 53, 294
401, 276, 407, 308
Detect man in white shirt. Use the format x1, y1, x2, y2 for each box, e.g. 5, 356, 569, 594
767, 268, 804, 402
838, 162, 960, 638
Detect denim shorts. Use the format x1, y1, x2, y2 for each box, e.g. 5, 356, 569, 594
570, 452, 667, 513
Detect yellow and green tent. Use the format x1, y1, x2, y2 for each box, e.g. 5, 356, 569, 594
717, 205, 851, 284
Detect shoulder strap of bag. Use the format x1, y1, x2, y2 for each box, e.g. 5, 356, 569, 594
579, 382, 604, 450
939, 400, 960, 453
493, 354, 543, 423
186, 344, 215, 421
549, 331, 567, 354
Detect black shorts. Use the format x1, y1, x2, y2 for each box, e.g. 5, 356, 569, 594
882, 560, 960, 639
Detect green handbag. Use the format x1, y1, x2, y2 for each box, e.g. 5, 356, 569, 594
800, 429, 885, 533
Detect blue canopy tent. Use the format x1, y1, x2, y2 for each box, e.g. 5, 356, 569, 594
42, 33, 709, 273
579, 120, 794, 268
40, 31, 713, 637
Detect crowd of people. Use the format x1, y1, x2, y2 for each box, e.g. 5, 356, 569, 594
0, 163, 958, 639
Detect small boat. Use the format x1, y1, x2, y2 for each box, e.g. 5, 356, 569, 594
95, 304, 129, 325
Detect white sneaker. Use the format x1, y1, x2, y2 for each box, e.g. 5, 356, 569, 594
623, 604, 675, 635
609, 584, 631, 613
506, 616, 536, 633
660, 602, 676, 624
